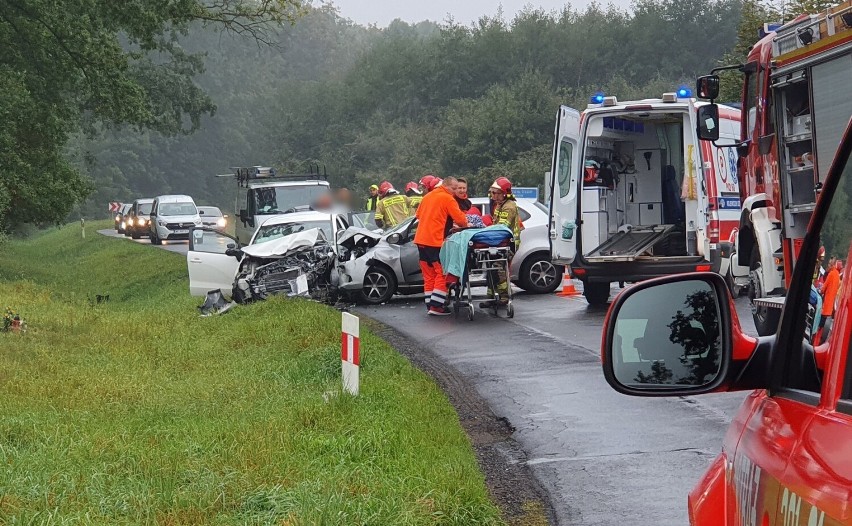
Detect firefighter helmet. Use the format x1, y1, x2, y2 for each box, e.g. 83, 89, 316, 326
419, 174, 436, 189
490, 177, 512, 194
378, 181, 394, 196
405, 181, 421, 194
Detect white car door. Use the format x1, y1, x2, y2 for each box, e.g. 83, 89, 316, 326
549, 105, 582, 265
187, 228, 242, 296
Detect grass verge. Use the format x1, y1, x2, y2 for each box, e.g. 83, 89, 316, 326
0, 222, 503, 525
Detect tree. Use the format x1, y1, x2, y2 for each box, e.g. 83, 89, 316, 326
0, 0, 303, 231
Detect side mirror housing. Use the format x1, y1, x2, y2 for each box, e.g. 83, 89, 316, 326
199, 210, 205, 215
736, 141, 751, 158
602, 273, 741, 396
386, 232, 402, 245
696, 75, 720, 100
696, 104, 720, 142
239, 209, 248, 224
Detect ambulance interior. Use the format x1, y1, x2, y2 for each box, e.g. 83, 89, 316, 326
581, 111, 699, 262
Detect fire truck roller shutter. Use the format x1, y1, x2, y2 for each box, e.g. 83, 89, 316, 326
811, 56, 852, 183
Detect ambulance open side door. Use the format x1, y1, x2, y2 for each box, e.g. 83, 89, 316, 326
549, 105, 582, 265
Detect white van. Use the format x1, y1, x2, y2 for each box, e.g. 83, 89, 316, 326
548, 92, 741, 305
149, 194, 202, 245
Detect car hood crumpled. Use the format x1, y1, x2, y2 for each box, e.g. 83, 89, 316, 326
242, 228, 324, 258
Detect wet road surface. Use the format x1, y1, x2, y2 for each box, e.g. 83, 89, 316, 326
356, 286, 757, 526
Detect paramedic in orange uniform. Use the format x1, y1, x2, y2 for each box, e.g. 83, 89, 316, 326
414, 176, 468, 316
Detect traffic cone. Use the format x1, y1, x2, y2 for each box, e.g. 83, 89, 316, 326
557, 270, 580, 296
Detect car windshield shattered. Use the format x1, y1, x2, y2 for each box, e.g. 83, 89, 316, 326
252, 186, 329, 215
159, 202, 196, 216
254, 220, 332, 245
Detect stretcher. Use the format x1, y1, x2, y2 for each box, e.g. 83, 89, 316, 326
444, 227, 515, 320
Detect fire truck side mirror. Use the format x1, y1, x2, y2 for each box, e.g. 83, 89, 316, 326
239, 209, 248, 224
601, 273, 737, 397
696, 75, 720, 100
696, 104, 720, 142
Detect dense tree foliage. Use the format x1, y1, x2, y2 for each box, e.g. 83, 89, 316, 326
9, 0, 748, 227
0, 0, 303, 231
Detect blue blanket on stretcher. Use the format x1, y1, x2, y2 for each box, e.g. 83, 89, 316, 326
440, 225, 513, 281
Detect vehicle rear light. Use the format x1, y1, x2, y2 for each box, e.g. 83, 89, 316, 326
695, 265, 712, 271
572, 268, 586, 276
708, 208, 720, 244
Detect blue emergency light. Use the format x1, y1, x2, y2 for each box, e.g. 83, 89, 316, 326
677, 87, 692, 98
590, 92, 605, 104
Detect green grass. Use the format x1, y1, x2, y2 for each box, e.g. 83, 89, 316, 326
0, 221, 503, 525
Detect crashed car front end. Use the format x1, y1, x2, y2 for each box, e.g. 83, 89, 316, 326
231, 229, 339, 304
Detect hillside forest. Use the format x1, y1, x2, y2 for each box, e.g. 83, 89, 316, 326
3, 0, 814, 228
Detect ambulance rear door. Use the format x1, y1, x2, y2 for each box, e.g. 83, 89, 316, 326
549, 105, 582, 265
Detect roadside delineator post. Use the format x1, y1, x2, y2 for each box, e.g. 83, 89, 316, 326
557, 270, 580, 296
81, 218, 86, 239
341, 312, 360, 396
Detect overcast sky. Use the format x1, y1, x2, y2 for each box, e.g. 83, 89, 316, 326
326, 0, 632, 27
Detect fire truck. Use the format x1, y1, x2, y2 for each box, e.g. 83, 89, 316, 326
598, 114, 852, 525
696, 0, 852, 335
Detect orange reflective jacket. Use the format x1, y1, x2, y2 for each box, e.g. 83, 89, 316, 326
414, 186, 468, 247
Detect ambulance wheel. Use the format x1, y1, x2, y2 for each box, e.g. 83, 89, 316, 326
359, 266, 396, 305
750, 250, 780, 336
583, 282, 610, 307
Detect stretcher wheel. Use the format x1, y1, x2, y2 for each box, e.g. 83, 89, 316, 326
507, 303, 514, 318
467, 304, 475, 321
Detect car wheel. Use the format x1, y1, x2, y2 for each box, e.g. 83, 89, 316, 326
749, 249, 780, 336
358, 266, 397, 304
583, 281, 610, 307
518, 252, 563, 294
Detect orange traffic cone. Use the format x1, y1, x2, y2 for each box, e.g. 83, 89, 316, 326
557, 271, 580, 296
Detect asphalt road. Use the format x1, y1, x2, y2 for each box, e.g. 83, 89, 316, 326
99, 228, 191, 255
356, 286, 757, 526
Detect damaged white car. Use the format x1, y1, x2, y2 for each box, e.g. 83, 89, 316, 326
337, 217, 424, 304
187, 212, 342, 303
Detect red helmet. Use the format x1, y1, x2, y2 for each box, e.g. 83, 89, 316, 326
378, 181, 394, 196
818, 246, 826, 259
429, 178, 443, 190
419, 174, 436, 189
405, 181, 420, 194
490, 176, 512, 194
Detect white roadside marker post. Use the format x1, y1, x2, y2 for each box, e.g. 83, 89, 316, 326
341, 312, 360, 396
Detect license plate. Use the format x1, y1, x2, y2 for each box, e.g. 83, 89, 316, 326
173, 229, 189, 234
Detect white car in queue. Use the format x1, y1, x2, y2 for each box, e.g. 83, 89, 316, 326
186, 210, 348, 296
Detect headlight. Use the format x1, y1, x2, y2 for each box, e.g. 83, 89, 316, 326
158, 220, 165, 226
216, 218, 226, 227
115, 214, 121, 221
137, 218, 146, 226
194, 219, 202, 225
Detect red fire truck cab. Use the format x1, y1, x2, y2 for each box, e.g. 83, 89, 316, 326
701, 1, 852, 337
600, 116, 852, 524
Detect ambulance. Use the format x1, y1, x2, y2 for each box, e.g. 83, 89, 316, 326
548, 91, 741, 306
599, 117, 852, 525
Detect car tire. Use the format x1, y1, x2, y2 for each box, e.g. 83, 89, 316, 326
583, 281, 610, 307
151, 231, 161, 245
358, 266, 397, 305
750, 249, 780, 336
518, 252, 563, 294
